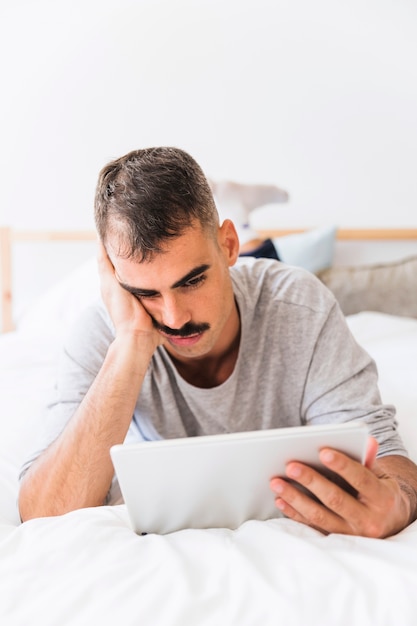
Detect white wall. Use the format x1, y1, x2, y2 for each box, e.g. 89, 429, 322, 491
1, 0, 417, 230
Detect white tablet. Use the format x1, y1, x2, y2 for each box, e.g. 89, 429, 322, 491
110, 422, 369, 535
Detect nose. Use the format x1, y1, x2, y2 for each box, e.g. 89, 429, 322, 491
159, 293, 191, 331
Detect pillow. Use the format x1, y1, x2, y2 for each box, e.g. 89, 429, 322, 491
273, 225, 337, 274
18, 256, 101, 334
317, 255, 417, 318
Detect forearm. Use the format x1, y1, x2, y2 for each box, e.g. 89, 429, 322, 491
19, 334, 153, 521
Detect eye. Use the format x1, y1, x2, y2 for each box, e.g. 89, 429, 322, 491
134, 292, 159, 301
183, 274, 206, 289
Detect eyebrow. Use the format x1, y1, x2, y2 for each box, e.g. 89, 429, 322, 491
118, 263, 211, 298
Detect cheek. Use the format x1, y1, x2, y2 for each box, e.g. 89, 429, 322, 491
139, 300, 156, 317
185, 288, 219, 322
202, 283, 232, 319
193, 292, 216, 317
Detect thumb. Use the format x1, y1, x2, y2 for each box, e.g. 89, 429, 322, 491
365, 436, 379, 469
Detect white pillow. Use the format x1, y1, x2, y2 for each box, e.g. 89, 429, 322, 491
273, 225, 337, 274
18, 257, 101, 334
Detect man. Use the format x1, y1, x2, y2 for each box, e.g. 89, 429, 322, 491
19, 147, 417, 537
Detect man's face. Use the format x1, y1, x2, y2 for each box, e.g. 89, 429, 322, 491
107, 220, 240, 362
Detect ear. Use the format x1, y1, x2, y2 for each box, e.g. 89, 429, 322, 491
218, 219, 240, 266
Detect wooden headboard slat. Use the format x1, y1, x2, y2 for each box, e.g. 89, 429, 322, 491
12, 230, 97, 242
257, 228, 417, 240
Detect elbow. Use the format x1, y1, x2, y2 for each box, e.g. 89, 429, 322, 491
18, 470, 59, 522
18, 480, 44, 522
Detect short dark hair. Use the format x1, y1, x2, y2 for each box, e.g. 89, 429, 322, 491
94, 146, 219, 261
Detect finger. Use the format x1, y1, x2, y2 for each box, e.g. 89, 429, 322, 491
365, 436, 379, 469
273, 492, 330, 535
318, 447, 381, 499
285, 457, 376, 532
270, 476, 349, 534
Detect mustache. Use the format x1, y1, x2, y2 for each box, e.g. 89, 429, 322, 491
151, 318, 210, 338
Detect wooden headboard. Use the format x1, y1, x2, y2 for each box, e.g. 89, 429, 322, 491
1, 226, 417, 333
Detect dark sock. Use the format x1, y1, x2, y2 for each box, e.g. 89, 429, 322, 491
239, 238, 280, 261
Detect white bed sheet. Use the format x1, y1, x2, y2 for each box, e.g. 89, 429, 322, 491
1, 312, 417, 626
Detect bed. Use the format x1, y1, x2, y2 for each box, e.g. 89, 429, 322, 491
1, 226, 417, 626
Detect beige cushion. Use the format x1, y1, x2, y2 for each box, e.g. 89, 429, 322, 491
317, 256, 417, 318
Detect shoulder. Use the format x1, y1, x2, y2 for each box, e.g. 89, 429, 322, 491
61, 299, 115, 370
231, 257, 336, 315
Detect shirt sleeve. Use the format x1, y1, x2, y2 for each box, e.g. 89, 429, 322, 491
302, 301, 408, 458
